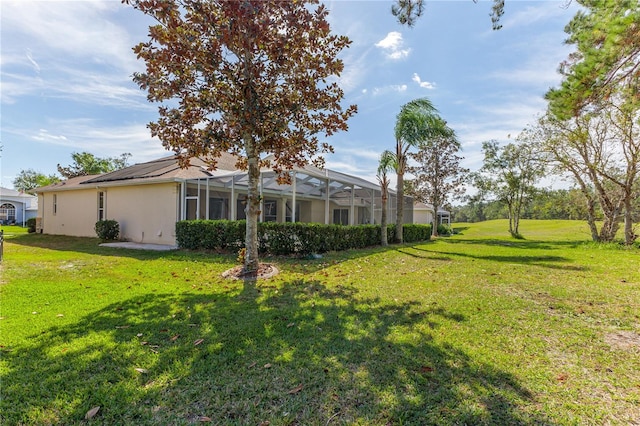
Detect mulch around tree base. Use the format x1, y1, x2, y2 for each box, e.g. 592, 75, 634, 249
221, 263, 279, 280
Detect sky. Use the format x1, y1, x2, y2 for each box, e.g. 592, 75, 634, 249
0, 0, 580, 191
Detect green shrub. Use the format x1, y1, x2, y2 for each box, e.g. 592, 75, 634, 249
402, 224, 432, 242
95, 220, 119, 241
437, 223, 452, 236
176, 220, 245, 250
176, 220, 431, 255
26, 218, 36, 233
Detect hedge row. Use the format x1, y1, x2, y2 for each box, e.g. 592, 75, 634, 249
176, 220, 431, 255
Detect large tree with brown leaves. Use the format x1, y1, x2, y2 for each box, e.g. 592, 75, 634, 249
123, 0, 356, 272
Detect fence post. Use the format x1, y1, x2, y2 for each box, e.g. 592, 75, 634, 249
0, 230, 4, 262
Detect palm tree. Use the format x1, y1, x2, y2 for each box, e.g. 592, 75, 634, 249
393, 97, 448, 243
377, 150, 396, 246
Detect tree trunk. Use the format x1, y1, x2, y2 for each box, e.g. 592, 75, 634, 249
508, 200, 515, 236
513, 189, 524, 237
584, 194, 600, 242
573, 173, 600, 241
244, 138, 260, 273
432, 203, 439, 237
395, 171, 404, 243
623, 195, 636, 245
381, 193, 388, 246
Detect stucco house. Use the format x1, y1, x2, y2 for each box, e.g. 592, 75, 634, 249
0, 187, 39, 226
35, 154, 413, 245
413, 202, 451, 227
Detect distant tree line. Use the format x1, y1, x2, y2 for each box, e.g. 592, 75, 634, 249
451, 187, 636, 224
13, 152, 131, 194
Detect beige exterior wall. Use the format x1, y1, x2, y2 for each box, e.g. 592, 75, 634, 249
38, 182, 180, 245
308, 199, 326, 223
106, 183, 179, 245
413, 209, 435, 225
38, 188, 101, 238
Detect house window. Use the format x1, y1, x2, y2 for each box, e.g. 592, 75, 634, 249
236, 198, 247, 220
186, 198, 198, 220
333, 208, 349, 225
209, 197, 228, 220
358, 207, 371, 224
285, 201, 300, 222
0, 203, 16, 223
53, 194, 57, 216
263, 200, 277, 222
97, 191, 105, 221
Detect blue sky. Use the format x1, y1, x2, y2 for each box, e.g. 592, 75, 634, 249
1, 0, 579, 190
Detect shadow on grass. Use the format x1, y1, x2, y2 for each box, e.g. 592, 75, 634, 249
405, 240, 589, 272
452, 226, 470, 235
444, 238, 586, 251
1, 279, 554, 425
7, 233, 442, 277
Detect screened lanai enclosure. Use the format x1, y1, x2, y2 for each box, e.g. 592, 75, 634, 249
180, 164, 414, 226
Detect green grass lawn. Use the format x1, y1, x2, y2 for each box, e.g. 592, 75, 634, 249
1, 219, 639, 425
0, 224, 30, 236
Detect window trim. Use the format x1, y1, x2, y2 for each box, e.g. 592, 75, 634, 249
333, 208, 349, 225
263, 199, 277, 222
97, 191, 105, 221
0, 203, 16, 222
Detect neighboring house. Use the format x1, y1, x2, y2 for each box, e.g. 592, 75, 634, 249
35, 154, 414, 245
413, 202, 451, 227
0, 187, 39, 226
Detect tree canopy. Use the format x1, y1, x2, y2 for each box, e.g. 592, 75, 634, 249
476, 140, 544, 238
393, 97, 448, 243
546, 0, 640, 119
12, 169, 60, 194
57, 152, 131, 179
124, 0, 356, 272
407, 123, 468, 237
543, 0, 639, 244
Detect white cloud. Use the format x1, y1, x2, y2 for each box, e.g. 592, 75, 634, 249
4, 119, 166, 162
448, 93, 548, 168
375, 31, 402, 50
0, 71, 44, 104
375, 31, 411, 60
1, 1, 143, 71
336, 147, 382, 162
1, 1, 151, 108
26, 49, 40, 74
487, 30, 573, 89
372, 84, 407, 96
500, 2, 579, 30
337, 48, 375, 94
33, 129, 67, 142
412, 73, 436, 89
